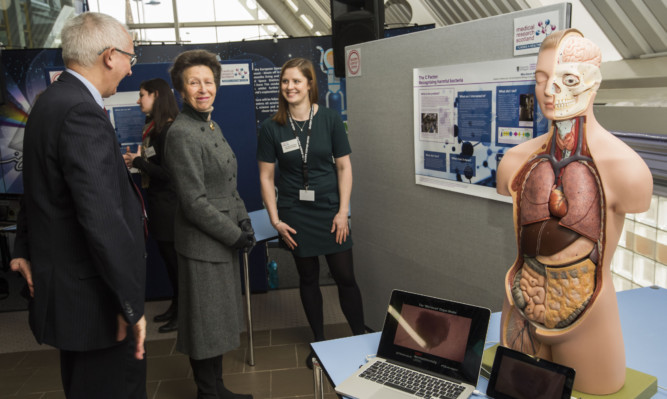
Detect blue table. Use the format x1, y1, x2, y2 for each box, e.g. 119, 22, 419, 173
243, 209, 279, 366
311, 286, 667, 398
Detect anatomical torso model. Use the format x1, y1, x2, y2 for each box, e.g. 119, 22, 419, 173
496, 29, 653, 395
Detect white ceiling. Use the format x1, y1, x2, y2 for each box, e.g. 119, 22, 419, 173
260, 0, 666, 61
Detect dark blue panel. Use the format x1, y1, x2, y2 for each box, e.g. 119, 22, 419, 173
216, 60, 263, 212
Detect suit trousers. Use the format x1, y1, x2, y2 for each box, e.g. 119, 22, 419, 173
59, 326, 147, 399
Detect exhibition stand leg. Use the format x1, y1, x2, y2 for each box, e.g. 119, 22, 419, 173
243, 249, 255, 366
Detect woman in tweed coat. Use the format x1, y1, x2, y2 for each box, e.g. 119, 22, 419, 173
165, 49, 255, 399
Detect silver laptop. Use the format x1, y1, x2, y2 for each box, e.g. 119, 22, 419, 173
335, 289, 491, 399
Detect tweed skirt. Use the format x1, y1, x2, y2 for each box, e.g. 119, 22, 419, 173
176, 254, 244, 359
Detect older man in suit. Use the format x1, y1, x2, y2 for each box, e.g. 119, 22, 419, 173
10, 12, 148, 399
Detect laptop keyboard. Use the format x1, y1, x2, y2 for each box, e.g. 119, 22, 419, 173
359, 361, 466, 399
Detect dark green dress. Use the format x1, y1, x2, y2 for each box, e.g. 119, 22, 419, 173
257, 106, 353, 257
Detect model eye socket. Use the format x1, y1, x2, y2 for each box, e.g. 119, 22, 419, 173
562, 74, 580, 86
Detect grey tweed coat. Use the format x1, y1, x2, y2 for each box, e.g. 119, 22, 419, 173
164, 103, 249, 359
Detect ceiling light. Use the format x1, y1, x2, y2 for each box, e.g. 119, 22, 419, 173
300, 14, 313, 29
285, 0, 298, 12
314, 31, 322, 36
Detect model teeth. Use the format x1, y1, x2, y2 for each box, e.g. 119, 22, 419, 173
555, 99, 575, 109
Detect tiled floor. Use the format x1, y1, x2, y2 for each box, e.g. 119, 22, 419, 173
0, 287, 349, 399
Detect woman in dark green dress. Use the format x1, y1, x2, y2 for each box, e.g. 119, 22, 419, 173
257, 58, 365, 368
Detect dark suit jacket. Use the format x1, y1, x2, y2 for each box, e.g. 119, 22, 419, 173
13, 71, 146, 352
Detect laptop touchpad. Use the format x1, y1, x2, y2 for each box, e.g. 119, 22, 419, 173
370, 389, 411, 399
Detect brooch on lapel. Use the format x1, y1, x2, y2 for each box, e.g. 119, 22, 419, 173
209, 122, 215, 131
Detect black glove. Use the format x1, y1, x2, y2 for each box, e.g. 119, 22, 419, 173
239, 219, 254, 234
238, 219, 256, 250
232, 231, 256, 250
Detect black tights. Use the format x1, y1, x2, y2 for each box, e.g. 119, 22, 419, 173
156, 240, 178, 297
293, 248, 365, 341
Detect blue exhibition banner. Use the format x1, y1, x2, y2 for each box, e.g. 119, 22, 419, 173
0, 37, 343, 296
0, 36, 341, 197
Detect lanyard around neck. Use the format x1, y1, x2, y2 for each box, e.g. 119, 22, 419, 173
287, 105, 314, 189
142, 120, 155, 140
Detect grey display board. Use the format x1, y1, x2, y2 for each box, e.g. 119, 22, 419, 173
345, 4, 571, 330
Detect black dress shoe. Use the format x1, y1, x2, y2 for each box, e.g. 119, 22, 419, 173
219, 389, 253, 399
158, 318, 178, 333
153, 302, 176, 322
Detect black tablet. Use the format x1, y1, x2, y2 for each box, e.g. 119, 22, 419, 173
486, 346, 576, 399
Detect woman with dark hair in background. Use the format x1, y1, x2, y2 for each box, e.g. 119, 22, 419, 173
257, 58, 365, 369
165, 49, 254, 399
124, 78, 180, 333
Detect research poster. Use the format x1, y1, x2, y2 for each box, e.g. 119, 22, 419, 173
104, 91, 145, 153
413, 57, 549, 201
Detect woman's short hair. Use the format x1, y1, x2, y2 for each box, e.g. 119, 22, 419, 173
61, 12, 131, 68
169, 50, 221, 94
139, 78, 179, 136
273, 58, 319, 125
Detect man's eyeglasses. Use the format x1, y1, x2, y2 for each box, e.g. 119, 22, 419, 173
98, 47, 137, 67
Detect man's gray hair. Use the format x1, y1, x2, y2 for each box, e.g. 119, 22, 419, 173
61, 12, 131, 68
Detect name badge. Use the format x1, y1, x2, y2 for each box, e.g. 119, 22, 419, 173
299, 189, 315, 202
144, 146, 156, 158
281, 139, 300, 153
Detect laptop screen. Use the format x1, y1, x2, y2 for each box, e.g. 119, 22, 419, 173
377, 290, 491, 386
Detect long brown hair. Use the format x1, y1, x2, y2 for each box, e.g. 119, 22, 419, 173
272, 58, 319, 126
140, 78, 179, 137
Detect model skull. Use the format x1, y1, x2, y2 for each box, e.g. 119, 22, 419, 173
549, 37, 602, 120
549, 62, 600, 119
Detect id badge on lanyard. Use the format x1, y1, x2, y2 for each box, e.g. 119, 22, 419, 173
299, 189, 315, 201
288, 106, 316, 202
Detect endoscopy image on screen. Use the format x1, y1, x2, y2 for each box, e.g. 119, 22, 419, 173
392, 304, 471, 362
